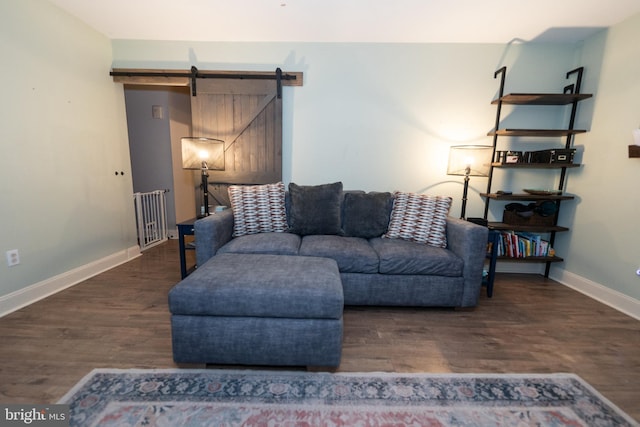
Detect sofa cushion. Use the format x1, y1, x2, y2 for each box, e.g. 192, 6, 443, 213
217, 232, 301, 256
342, 192, 393, 238
228, 182, 288, 237
288, 182, 344, 236
299, 235, 379, 273
383, 191, 452, 248
169, 254, 343, 319
370, 237, 463, 276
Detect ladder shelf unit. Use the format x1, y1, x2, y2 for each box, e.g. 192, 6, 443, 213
483, 66, 592, 277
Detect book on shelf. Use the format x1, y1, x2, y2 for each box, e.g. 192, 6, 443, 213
491, 231, 553, 258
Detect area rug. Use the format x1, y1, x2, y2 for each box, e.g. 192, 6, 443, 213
58, 369, 637, 427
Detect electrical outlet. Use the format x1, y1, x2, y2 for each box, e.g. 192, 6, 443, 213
6, 249, 20, 267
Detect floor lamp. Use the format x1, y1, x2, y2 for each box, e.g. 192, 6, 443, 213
447, 145, 492, 219
181, 137, 225, 217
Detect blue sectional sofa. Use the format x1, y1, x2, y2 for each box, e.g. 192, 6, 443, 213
194, 182, 488, 308
168, 182, 488, 367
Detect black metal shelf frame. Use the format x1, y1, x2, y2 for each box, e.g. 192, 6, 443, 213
482, 66, 590, 277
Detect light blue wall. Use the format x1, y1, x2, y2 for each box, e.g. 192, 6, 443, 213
113, 36, 640, 305
0, 0, 137, 299
553, 12, 640, 301
112, 40, 580, 221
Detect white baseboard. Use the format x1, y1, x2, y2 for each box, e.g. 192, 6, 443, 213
491, 261, 639, 320
0, 246, 141, 318
550, 268, 640, 321
3, 247, 637, 323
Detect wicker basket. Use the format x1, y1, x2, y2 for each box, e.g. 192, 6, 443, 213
502, 210, 556, 226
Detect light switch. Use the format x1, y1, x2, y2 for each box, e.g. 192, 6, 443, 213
152, 105, 164, 119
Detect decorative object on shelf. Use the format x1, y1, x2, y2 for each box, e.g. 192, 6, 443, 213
523, 189, 563, 195
447, 145, 493, 219
503, 201, 558, 226
181, 137, 225, 217
494, 150, 522, 163
522, 148, 575, 164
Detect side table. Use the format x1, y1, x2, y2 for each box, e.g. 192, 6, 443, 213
484, 229, 500, 297
177, 217, 198, 279
468, 217, 499, 298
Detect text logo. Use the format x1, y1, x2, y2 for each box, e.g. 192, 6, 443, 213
1, 405, 69, 426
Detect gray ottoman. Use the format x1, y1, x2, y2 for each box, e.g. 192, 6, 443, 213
168, 253, 344, 367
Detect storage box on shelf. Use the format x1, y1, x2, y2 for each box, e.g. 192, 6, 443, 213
502, 210, 556, 227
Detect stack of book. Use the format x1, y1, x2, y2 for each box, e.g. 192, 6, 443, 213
493, 231, 554, 258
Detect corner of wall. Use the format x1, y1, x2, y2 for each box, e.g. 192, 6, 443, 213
0, 246, 141, 319
550, 268, 640, 321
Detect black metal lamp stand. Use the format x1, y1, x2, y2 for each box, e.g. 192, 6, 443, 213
460, 166, 471, 219
201, 161, 210, 217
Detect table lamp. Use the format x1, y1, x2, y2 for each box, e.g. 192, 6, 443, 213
181, 137, 225, 217
447, 145, 492, 219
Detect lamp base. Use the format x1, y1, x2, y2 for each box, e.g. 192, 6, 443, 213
460, 174, 470, 219
201, 167, 210, 216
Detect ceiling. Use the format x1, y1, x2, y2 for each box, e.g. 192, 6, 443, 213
48, 0, 640, 44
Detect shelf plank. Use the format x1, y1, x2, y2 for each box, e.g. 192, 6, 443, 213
488, 129, 587, 137
491, 162, 580, 169
487, 222, 570, 232
481, 193, 575, 201
496, 255, 564, 263
491, 93, 592, 105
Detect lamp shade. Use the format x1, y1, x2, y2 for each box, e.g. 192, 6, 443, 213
447, 145, 492, 177
181, 137, 225, 170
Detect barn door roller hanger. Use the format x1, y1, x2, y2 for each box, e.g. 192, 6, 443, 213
110, 67, 296, 97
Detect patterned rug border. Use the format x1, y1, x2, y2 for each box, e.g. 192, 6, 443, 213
58, 368, 638, 426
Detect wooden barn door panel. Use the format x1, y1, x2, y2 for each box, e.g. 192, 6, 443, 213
190, 78, 282, 207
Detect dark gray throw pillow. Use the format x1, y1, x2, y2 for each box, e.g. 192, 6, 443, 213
288, 182, 343, 235
343, 192, 393, 238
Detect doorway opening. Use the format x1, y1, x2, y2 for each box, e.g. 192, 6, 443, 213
124, 85, 194, 239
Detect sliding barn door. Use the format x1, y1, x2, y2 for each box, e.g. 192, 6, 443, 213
191, 79, 282, 207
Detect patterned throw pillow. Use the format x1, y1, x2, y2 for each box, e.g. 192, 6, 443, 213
383, 192, 452, 247
228, 182, 288, 237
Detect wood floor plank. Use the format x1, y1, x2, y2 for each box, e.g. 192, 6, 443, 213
0, 240, 638, 421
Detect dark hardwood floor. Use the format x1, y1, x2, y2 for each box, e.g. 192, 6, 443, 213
0, 240, 638, 421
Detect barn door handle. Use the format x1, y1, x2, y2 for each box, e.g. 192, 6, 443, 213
191, 66, 198, 96
276, 68, 282, 99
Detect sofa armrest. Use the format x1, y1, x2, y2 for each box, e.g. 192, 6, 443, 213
446, 217, 489, 307
194, 210, 234, 266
